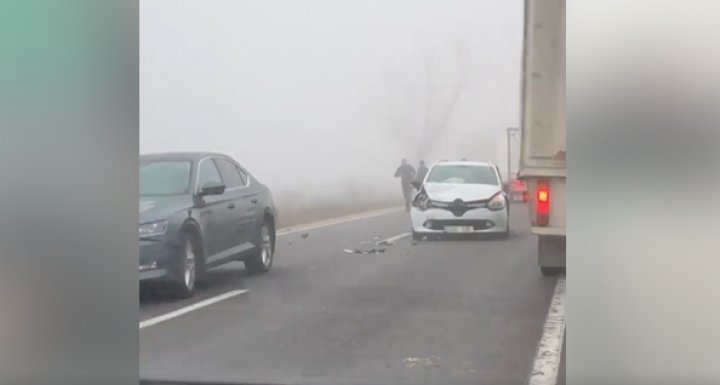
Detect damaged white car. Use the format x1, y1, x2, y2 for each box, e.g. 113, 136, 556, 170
410, 161, 510, 240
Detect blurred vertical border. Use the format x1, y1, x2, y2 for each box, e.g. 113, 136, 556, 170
0, 1, 138, 384
568, 0, 720, 384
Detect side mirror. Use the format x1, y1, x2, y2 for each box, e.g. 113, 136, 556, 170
199, 181, 226, 196
411, 180, 422, 190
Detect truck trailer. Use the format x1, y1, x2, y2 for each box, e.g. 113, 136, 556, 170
518, 0, 566, 276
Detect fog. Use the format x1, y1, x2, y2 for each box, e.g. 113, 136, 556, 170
140, 0, 523, 204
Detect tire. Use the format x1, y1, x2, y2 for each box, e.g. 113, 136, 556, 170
498, 208, 510, 239
412, 230, 423, 241
540, 267, 562, 277
172, 232, 199, 299
245, 220, 275, 274
538, 236, 566, 277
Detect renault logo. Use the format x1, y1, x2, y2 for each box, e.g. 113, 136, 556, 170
450, 198, 467, 216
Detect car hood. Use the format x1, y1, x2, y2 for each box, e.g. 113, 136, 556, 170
423, 183, 501, 202
139, 195, 193, 224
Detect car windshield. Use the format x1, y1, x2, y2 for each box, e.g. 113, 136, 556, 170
140, 161, 192, 196
425, 165, 499, 185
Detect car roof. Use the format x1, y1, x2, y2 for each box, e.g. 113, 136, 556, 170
140, 152, 232, 162
432, 160, 497, 168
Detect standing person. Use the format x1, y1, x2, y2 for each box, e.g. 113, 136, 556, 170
394, 158, 416, 212
415, 160, 429, 184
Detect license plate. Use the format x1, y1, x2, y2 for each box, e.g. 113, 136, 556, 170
445, 226, 473, 233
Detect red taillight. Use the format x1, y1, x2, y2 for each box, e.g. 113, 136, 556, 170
537, 190, 549, 205
536, 181, 550, 226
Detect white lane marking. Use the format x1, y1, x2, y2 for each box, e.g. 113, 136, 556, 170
277, 207, 403, 236
379, 232, 411, 245
528, 276, 566, 385
139, 289, 248, 329
346, 232, 411, 254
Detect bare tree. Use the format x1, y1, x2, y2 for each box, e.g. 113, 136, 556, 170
418, 42, 468, 159
379, 41, 468, 161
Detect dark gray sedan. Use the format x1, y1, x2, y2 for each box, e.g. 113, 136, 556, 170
139, 152, 277, 298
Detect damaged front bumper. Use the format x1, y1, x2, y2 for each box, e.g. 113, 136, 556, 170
411, 206, 508, 235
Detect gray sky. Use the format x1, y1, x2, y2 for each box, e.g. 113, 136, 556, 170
140, 0, 523, 198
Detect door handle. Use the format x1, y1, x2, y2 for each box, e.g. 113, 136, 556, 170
251, 198, 258, 204
227, 202, 236, 209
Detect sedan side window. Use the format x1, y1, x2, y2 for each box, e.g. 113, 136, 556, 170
214, 158, 246, 188
197, 159, 223, 190
235, 166, 248, 186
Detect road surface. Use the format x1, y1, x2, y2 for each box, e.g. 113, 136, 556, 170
140, 205, 562, 385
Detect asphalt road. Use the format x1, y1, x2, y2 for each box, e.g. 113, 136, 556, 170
140, 204, 559, 385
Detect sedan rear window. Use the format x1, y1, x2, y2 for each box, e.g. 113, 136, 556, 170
426, 165, 499, 185
140, 161, 192, 196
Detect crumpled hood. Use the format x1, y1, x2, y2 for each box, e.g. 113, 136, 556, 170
139, 196, 193, 224
423, 183, 501, 202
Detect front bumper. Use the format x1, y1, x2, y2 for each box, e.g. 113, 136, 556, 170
411, 206, 508, 234
139, 239, 179, 282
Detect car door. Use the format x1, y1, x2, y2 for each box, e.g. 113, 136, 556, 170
234, 164, 260, 244
214, 157, 257, 254
195, 158, 236, 263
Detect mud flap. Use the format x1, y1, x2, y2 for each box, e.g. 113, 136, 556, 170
538, 235, 566, 268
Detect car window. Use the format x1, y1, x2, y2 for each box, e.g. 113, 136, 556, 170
196, 158, 223, 189
235, 165, 248, 185
214, 158, 246, 188
426, 165, 500, 185
140, 161, 191, 196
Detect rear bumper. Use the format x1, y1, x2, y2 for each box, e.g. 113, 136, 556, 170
530, 226, 566, 237
509, 192, 526, 202
411, 206, 508, 234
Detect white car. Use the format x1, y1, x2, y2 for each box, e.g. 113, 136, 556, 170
410, 161, 510, 239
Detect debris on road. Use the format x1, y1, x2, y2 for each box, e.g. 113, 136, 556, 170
344, 248, 386, 254
344, 234, 401, 255
376, 239, 394, 247
403, 356, 438, 368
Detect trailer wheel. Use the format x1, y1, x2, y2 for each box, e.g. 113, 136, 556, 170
538, 235, 566, 277
540, 267, 563, 277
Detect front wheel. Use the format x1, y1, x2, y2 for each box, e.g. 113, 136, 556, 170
245, 221, 274, 274
172, 235, 198, 298
497, 208, 510, 239
498, 229, 510, 240
412, 230, 423, 241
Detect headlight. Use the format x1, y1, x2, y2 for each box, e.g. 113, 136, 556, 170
487, 193, 506, 211
139, 220, 168, 237
412, 193, 430, 211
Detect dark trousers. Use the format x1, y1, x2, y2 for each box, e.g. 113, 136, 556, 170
401, 183, 414, 212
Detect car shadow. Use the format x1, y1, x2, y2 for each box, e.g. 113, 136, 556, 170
139, 263, 253, 304
418, 232, 517, 242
